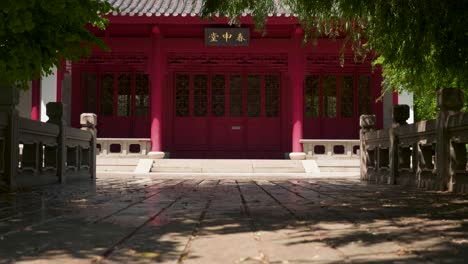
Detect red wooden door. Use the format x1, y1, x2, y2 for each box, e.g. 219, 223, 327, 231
303, 72, 373, 140
172, 72, 281, 158
81, 71, 150, 138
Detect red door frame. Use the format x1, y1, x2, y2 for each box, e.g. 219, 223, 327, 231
71, 65, 151, 138
170, 68, 283, 158
303, 60, 379, 139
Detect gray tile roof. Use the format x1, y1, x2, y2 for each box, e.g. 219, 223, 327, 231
105, 0, 292, 17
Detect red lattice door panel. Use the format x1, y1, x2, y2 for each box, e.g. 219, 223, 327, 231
80, 71, 150, 138
173, 72, 282, 158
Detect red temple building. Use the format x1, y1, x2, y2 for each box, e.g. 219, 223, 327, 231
22, 1, 413, 160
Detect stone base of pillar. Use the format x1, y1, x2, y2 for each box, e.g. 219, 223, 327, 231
148, 151, 165, 159
289, 152, 306, 160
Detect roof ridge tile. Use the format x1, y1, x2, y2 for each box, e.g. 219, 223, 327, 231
102, 0, 292, 17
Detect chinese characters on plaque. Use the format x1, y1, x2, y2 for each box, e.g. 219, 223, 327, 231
205, 28, 250, 47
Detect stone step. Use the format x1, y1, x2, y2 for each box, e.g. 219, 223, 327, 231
97, 165, 136, 172
96, 157, 360, 175
319, 167, 360, 172
97, 158, 140, 166
151, 159, 307, 173
314, 159, 360, 167
96, 157, 140, 172
315, 159, 360, 173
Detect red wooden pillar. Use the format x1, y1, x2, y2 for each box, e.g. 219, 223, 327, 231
149, 26, 165, 158
289, 27, 306, 159
56, 61, 65, 102
31, 79, 41, 120
393, 90, 399, 105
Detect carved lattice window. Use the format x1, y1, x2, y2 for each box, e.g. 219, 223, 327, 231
193, 74, 208, 117
117, 73, 131, 117
135, 74, 149, 116
247, 75, 261, 117
341, 75, 354, 118
304, 75, 319, 118
100, 73, 114, 116
229, 75, 243, 117
359, 75, 372, 115
211, 74, 226, 117
175, 74, 190, 117
265, 75, 279, 117
323, 75, 337, 118
82, 73, 97, 113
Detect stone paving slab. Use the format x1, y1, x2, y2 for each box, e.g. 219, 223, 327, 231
0, 174, 467, 263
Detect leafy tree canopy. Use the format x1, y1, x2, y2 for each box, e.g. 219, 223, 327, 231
0, 0, 112, 90
202, 0, 468, 110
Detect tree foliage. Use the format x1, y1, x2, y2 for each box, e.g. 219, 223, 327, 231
202, 0, 468, 111
0, 0, 112, 90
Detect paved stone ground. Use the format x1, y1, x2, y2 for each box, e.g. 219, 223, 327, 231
0, 175, 467, 264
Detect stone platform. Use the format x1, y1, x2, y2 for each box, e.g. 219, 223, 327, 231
98, 158, 360, 177
0, 174, 467, 263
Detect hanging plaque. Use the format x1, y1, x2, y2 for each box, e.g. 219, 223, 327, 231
205, 28, 250, 47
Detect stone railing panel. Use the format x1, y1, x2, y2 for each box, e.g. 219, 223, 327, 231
364, 129, 390, 184
0, 113, 7, 179
0, 86, 19, 190
397, 120, 437, 145
360, 88, 467, 194
416, 143, 437, 189
64, 127, 93, 173
18, 118, 60, 178
447, 112, 468, 192
300, 139, 360, 159
19, 118, 59, 144
447, 112, 468, 141
395, 120, 437, 187
97, 138, 151, 157
65, 127, 92, 147
0, 90, 97, 191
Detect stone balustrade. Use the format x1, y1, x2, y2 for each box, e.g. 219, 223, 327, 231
0, 86, 97, 191
96, 138, 151, 157
300, 139, 360, 159
360, 88, 468, 193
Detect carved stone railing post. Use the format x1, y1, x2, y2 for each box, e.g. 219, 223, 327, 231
360, 115, 376, 181
46, 102, 66, 183
0, 86, 19, 190
450, 140, 467, 192
389, 105, 409, 184
81, 113, 97, 179
436, 88, 464, 191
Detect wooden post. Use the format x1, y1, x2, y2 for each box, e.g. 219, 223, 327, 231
359, 114, 375, 181
46, 102, 66, 183
56, 61, 65, 102
148, 26, 165, 159
31, 79, 41, 120
389, 105, 409, 184
288, 26, 306, 160
436, 88, 464, 191
81, 113, 97, 179
0, 86, 19, 190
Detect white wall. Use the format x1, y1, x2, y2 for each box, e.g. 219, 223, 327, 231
40, 68, 58, 122
382, 91, 414, 126
382, 91, 393, 128
16, 82, 32, 119
398, 91, 414, 124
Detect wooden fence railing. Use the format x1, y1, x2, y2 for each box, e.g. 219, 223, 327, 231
360, 88, 468, 193
0, 86, 97, 191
